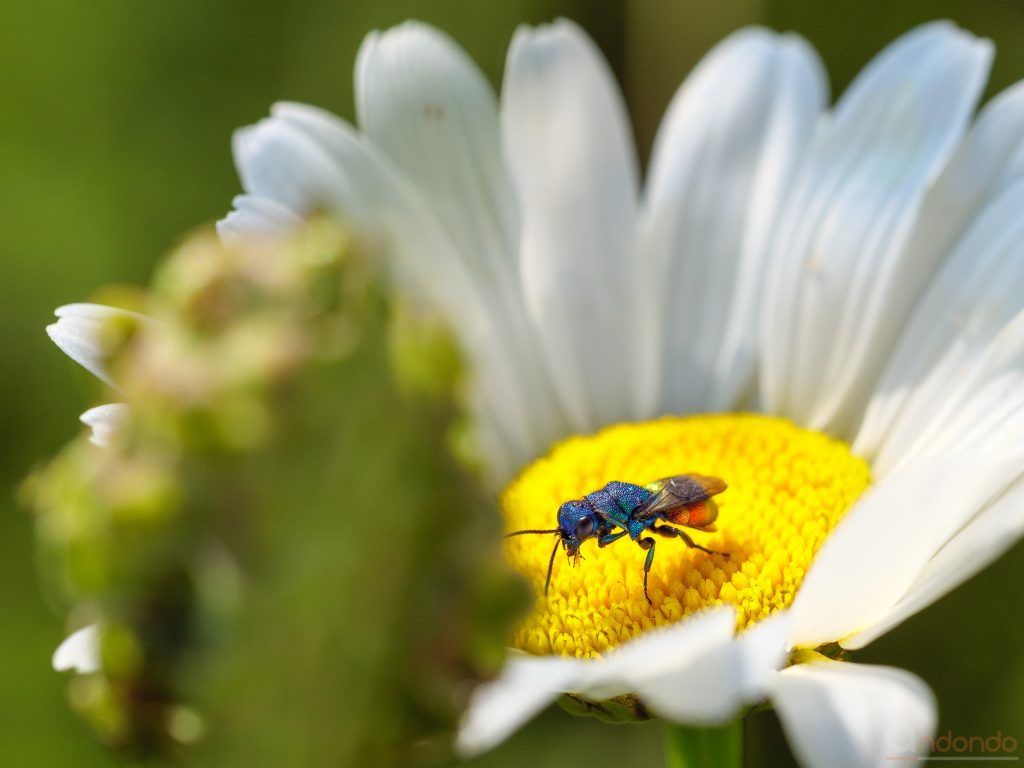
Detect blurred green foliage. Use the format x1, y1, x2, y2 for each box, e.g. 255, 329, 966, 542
4, 0, 1024, 766
26, 227, 528, 765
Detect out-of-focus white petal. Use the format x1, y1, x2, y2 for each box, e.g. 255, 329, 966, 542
457, 614, 732, 756
761, 22, 992, 437
237, 106, 500, 361
844, 478, 1024, 649
80, 403, 130, 448
789, 451, 1024, 649
456, 654, 586, 757
640, 28, 826, 415
356, 21, 518, 295
46, 304, 147, 389
855, 180, 1024, 472
582, 606, 737, 701
232, 118, 353, 220
867, 306, 1024, 476
591, 608, 790, 723
234, 103, 565, 477
502, 19, 640, 431
852, 82, 1024, 460
246, 103, 468, 295
458, 608, 790, 756
950, 77, 1024, 180
217, 194, 304, 245
353, 23, 569, 464
52, 624, 101, 674
772, 660, 936, 768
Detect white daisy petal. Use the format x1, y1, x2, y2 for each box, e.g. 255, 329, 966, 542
640, 28, 826, 415
502, 19, 640, 430
240, 105, 478, 324
855, 180, 1024, 472
456, 653, 586, 757
353, 24, 570, 462
236, 104, 561, 473
582, 606, 737, 701
232, 115, 375, 225
907, 79, 1024, 252
789, 451, 1024, 649
80, 403, 130, 448
46, 303, 146, 389
848, 82, 1024, 450
355, 21, 518, 294
761, 22, 992, 436
869, 306, 1024, 475
594, 609, 790, 723
844, 477, 1024, 649
458, 607, 787, 756
874, 79, 1024, 335
217, 194, 304, 245
772, 660, 936, 768
52, 624, 101, 674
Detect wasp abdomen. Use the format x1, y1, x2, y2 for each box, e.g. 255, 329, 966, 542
663, 498, 719, 528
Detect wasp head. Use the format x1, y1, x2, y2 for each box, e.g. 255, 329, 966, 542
503, 499, 600, 597
557, 500, 598, 561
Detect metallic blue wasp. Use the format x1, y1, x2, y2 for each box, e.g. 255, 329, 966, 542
507, 474, 727, 604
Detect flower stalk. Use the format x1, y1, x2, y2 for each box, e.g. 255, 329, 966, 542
663, 719, 743, 768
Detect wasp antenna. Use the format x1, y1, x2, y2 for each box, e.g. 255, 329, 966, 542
543, 538, 560, 597
505, 528, 560, 538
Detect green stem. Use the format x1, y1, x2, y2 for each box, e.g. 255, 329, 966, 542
663, 719, 743, 768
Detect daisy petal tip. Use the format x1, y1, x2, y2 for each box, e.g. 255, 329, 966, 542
269, 100, 300, 118
723, 24, 776, 48
80, 404, 129, 448
231, 122, 259, 153
551, 16, 586, 36
511, 16, 585, 54
773, 661, 936, 768
46, 303, 150, 391
52, 624, 101, 674
777, 29, 825, 68
455, 655, 583, 758
362, 18, 456, 63
917, 18, 993, 65
214, 216, 238, 244
46, 306, 125, 388
53, 302, 104, 319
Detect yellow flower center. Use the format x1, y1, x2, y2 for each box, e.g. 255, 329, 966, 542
504, 414, 870, 659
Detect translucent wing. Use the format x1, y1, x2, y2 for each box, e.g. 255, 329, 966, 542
634, 474, 726, 521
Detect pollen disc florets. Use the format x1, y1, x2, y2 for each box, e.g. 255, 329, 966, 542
503, 414, 870, 659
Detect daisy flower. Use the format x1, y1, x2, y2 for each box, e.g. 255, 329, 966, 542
46, 15, 1021, 768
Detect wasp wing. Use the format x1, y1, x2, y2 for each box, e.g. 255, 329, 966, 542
634, 474, 726, 522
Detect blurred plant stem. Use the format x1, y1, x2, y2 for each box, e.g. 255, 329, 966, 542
27, 223, 529, 766
663, 719, 743, 768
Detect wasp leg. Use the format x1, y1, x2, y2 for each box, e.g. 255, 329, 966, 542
637, 537, 656, 605
652, 524, 728, 557
598, 530, 628, 548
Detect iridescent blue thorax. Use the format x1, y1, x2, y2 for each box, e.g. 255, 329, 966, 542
583, 481, 652, 540
557, 482, 654, 539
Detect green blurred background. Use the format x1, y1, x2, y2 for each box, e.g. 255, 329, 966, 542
3, 0, 1024, 764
